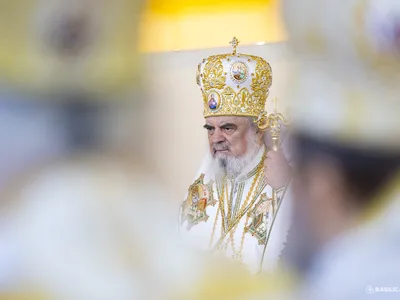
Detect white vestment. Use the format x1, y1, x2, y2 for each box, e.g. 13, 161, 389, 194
180, 145, 292, 274
1, 158, 203, 300
302, 185, 400, 300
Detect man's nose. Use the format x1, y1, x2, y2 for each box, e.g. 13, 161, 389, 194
210, 128, 225, 144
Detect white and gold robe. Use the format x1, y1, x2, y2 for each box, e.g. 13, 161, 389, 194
180, 145, 292, 273
300, 173, 400, 300
0, 157, 206, 299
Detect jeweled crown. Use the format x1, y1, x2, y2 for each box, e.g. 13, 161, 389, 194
196, 37, 272, 120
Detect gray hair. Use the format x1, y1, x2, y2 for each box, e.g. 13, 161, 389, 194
247, 117, 260, 133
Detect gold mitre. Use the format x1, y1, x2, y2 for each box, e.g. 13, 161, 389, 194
0, 0, 144, 97
196, 37, 272, 121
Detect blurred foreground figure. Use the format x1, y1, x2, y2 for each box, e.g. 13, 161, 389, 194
282, 0, 400, 299
0, 1, 204, 299
0, 0, 142, 95
179, 38, 292, 274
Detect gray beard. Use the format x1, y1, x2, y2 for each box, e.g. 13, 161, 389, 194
213, 140, 261, 179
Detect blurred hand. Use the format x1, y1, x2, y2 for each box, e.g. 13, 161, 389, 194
264, 150, 291, 189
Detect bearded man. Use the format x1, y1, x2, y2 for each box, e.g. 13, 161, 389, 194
179, 38, 292, 274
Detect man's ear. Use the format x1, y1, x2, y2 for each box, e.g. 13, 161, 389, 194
254, 128, 263, 144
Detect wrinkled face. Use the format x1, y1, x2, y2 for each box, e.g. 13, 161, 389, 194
204, 116, 254, 159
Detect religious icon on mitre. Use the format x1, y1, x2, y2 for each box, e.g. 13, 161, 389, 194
230, 61, 248, 83
208, 92, 221, 110
181, 174, 216, 230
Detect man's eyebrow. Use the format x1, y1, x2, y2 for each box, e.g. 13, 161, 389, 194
220, 123, 237, 129
203, 124, 214, 130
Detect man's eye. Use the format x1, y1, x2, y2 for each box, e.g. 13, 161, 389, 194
224, 127, 234, 132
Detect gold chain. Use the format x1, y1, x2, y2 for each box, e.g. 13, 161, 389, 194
228, 156, 265, 260
229, 175, 263, 257
209, 205, 220, 248
209, 181, 226, 247
218, 181, 227, 232
226, 182, 233, 224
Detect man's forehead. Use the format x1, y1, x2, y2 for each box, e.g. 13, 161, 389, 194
205, 116, 248, 126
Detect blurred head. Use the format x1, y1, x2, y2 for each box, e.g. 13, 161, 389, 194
284, 133, 400, 274
204, 116, 263, 177
281, 0, 400, 281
